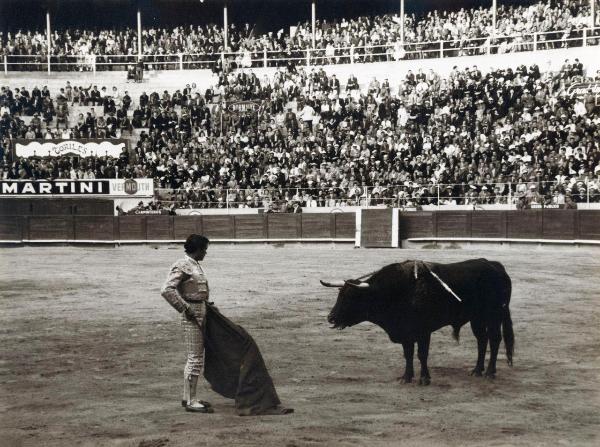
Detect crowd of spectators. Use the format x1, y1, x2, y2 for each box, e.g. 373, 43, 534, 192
246, 0, 598, 63
1, 0, 598, 71
1, 55, 600, 209
0, 82, 135, 140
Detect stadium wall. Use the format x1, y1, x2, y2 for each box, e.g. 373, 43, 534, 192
303, 46, 600, 87
0, 198, 114, 216
1, 47, 598, 99
1, 210, 599, 246
0, 213, 356, 243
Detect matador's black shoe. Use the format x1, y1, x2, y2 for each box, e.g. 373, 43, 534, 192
181, 399, 212, 408
185, 400, 214, 413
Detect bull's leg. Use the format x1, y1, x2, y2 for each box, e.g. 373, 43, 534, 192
417, 334, 431, 386
470, 321, 488, 377
485, 323, 502, 379
399, 342, 414, 383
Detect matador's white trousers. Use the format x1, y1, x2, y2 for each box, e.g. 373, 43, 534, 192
181, 301, 206, 401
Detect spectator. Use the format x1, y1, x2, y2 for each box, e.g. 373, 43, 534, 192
1, 58, 599, 210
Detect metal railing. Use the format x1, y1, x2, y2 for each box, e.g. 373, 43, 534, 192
3, 27, 600, 74
155, 180, 599, 210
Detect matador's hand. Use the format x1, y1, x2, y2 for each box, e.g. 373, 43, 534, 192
183, 307, 197, 321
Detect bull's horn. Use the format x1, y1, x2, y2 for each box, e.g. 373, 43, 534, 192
346, 281, 370, 289
320, 280, 345, 288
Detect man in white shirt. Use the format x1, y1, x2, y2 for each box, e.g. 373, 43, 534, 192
298, 103, 315, 131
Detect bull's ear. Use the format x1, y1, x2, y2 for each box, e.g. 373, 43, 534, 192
320, 280, 345, 288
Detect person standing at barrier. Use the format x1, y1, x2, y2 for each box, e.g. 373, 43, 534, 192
161, 234, 214, 413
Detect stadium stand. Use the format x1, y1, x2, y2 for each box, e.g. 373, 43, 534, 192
1, 0, 599, 213
2, 60, 599, 210
2, 0, 599, 70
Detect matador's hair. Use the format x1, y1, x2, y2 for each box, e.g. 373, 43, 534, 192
184, 234, 209, 254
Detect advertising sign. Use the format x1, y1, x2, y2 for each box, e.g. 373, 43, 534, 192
226, 101, 261, 113
567, 82, 600, 101
0, 179, 154, 197
14, 139, 128, 158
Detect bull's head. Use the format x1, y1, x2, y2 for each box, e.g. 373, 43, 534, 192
321, 279, 372, 329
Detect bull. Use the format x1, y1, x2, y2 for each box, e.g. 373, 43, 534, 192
321, 259, 514, 385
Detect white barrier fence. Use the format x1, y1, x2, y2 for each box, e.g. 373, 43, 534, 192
3, 27, 600, 74
156, 180, 600, 211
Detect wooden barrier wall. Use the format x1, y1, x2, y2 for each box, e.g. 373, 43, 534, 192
0, 198, 114, 216
0, 213, 356, 242
1, 210, 598, 244
397, 210, 600, 241
361, 208, 393, 248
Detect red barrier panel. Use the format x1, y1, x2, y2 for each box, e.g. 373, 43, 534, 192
28, 216, 74, 240
0, 199, 32, 216
301, 214, 332, 238
117, 216, 147, 240
71, 200, 114, 216
542, 210, 576, 240
32, 200, 74, 216
506, 211, 543, 239
173, 216, 200, 240
202, 216, 234, 239
267, 214, 301, 239
146, 216, 174, 240
234, 215, 266, 239
436, 212, 472, 237
334, 213, 356, 238
0, 216, 24, 240
398, 212, 434, 239
74, 216, 115, 240
471, 212, 507, 238
578, 211, 600, 240
32, 199, 111, 215
362, 209, 393, 247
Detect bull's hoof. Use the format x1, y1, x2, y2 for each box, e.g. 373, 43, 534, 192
397, 374, 413, 384
470, 368, 483, 377
418, 377, 431, 386
484, 371, 496, 380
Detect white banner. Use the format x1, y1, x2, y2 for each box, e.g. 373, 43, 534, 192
15, 140, 127, 158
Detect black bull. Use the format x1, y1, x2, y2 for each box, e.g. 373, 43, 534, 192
321, 259, 514, 384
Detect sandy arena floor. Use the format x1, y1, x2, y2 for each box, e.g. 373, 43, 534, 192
0, 244, 599, 447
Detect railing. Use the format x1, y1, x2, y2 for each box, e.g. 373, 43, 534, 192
154, 180, 600, 210
3, 27, 600, 74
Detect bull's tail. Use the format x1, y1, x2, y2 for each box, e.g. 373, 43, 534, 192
502, 307, 514, 366
501, 273, 514, 366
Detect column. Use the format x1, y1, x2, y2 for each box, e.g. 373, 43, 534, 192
592, 0, 596, 28
46, 10, 51, 73
311, 1, 316, 48
137, 9, 142, 59
492, 0, 497, 37
400, 0, 405, 44
223, 4, 229, 51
